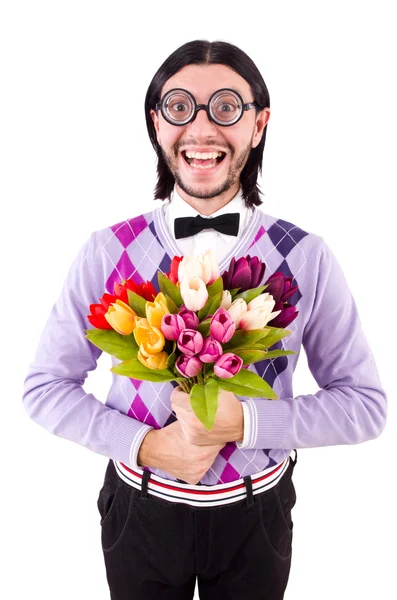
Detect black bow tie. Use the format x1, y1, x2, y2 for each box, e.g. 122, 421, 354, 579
174, 213, 240, 240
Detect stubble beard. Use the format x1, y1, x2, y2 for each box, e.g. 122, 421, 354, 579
161, 139, 253, 200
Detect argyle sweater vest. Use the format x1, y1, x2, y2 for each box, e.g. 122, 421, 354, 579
23, 205, 387, 486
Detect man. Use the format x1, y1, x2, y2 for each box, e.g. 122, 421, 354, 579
22, 40, 387, 600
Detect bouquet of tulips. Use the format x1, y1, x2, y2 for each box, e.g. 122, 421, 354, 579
86, 250, 299, 429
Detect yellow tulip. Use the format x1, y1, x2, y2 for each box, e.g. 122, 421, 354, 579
105, 300, 137, 335
138, 348, 168, 370
146, 292, 170, 329
134, 318, 165, 355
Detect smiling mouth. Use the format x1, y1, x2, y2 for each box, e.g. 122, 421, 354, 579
181, 150, 227, 169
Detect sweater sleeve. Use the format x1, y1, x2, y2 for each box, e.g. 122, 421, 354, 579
22, 234, 154, 468
237, 238, 387, 450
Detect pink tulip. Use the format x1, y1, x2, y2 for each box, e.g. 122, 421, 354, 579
175, 355, 203, 378
177, 329, 204, 357
160, 313, 186, 341
198, 336, 223, 363
210, 307, 235, 344
179, 306, 200, 329
180, 277, 208, 311
214, 353, 243, 379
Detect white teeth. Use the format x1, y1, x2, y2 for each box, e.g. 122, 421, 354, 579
189, 162, 217, 169
184, 150, 224, 159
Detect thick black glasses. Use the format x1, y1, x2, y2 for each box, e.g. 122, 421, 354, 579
155, 88, 261, 127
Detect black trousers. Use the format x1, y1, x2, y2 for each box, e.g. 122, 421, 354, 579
97, 454, 297, 600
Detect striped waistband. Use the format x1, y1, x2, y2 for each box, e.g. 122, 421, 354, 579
113, 457, 290, 508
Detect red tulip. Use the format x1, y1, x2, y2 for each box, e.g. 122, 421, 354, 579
87, 292, 119, 329
167, 256, 183, 284
114, 279, 156, 302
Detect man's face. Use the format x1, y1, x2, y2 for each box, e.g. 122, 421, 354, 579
150, 64, 270, 200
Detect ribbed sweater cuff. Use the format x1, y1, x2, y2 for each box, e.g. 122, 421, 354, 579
236, 402, 251, 448
106, 412, 154, 468
242, 398, 287, 449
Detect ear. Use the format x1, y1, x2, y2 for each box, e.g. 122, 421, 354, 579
252, 108, 271, 149
150, 108, 161, 146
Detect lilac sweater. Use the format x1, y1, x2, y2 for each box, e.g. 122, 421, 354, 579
22, 207, 387, 485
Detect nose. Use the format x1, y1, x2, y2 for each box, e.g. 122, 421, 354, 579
186, 106, 218, 137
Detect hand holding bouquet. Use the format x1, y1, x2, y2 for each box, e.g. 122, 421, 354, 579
86, 250, 299, 430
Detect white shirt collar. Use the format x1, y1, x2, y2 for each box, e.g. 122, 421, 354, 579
165, 185, 251, 238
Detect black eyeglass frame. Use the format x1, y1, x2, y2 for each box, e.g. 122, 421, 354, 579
155, 87, 262, 127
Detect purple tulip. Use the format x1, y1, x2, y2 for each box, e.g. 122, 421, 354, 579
267, 300, 299, 328
222, 255, 266, 292
198, 336, 223, 363
175, 355, 203, 378
160, 313, 186, 341
210, 308, 235, 344
265, 272, 298, 303
261, 272, 300, 329
177, 329, 204, 356
214, 353, 243, 379
179, 306, 200, 330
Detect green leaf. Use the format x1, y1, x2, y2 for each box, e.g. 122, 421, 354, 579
203, 363, 215, 378
223, 329, 270, 351
197, 291, 222, 321
216, 369, 277, 399
259, 349, 296, 359
207, 276, 223, 298
237, 344, 296, 357
190, 379, 220, 430
127, 290, 147, 318
246, 343, 271, 350
233, 285, 268, 304
233, 349, 269, 365
158, 272, 183, 307
258, 326, 292, 348
233, 348, 296, 365
228, 288, 240, 296
165, 294, 179, 314
166, 342, 177, 369
110, 358, 177, 382
197, 318, 211, 337
85, 329, 138, 360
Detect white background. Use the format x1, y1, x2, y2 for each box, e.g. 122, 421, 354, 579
1, 1, 395, 599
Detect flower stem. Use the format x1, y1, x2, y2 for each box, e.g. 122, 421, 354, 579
179, 379, 189, 393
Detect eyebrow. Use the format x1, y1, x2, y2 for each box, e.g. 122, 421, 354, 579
161, 87, 249, 99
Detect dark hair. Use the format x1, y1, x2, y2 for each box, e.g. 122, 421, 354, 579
144, 40, 270, 208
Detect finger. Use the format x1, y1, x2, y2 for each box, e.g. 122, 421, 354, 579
170, 390, 193, 410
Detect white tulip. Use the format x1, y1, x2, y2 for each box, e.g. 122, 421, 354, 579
201, 249, 220, 284
240, 306, 282, 330
226, 298, 248, 327
179, 277, 208, 311
220, 290, 232, 309
178, 249, 220, 285
247, 293, 275, 312
178, 256, 203, 281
